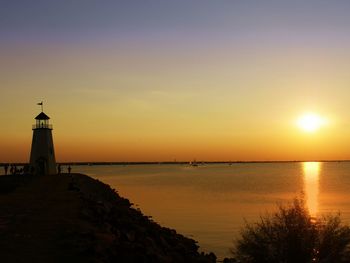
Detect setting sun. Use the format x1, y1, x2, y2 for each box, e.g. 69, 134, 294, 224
297, 113, 327, 133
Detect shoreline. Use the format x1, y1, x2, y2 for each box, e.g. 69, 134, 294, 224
0, 173, 217, 262
2, 159, 350, 167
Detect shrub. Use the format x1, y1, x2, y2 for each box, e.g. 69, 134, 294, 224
232, 198, 350, 263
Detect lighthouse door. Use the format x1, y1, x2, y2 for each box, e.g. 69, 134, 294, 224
36, 157, 47, 175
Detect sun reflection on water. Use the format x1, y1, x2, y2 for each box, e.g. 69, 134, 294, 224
303, 162, 321, 216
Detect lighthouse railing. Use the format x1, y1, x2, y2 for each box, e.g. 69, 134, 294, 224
32, 124, 53, 130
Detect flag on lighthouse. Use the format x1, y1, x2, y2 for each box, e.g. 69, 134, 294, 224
37, 102, 43, 112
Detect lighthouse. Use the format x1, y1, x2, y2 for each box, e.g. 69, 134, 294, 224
29, 108, 57, 175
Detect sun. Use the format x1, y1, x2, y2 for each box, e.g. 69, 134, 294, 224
297, 113, 326, 133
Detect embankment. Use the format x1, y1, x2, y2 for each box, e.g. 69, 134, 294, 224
0, 173, 216, 263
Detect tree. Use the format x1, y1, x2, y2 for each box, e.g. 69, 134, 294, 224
232, 198, 350, 263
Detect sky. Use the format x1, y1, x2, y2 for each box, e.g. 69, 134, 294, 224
2, 0, 350, 162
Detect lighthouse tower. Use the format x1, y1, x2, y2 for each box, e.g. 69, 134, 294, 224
29, 110, 57, 175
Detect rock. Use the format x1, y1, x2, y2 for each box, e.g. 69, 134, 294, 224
74, 173, 218, 262
223, 258, 237, 263
0, 173, 217, 263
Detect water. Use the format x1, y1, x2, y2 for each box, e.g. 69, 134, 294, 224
73, 162, 350, 259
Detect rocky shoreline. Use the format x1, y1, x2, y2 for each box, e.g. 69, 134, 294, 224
0, 173, 217, 262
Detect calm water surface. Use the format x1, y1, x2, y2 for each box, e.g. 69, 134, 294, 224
73, 162, 350, 259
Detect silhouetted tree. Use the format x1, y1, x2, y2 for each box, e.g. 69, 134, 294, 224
232, 198, 350, 263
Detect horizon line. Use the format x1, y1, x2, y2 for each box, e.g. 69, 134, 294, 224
2, 159, 350, 166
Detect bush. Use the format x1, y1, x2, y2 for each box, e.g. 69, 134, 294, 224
232, 198, 350, 263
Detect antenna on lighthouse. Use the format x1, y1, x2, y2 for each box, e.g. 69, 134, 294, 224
37, 101, 44, 112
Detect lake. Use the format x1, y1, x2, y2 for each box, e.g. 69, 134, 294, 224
72, 162, 350, 259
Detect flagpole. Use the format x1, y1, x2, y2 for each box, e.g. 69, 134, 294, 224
37, 101, 44, 112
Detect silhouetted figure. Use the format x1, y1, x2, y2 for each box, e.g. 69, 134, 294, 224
4, 164, 9, 175
30, 166, 35, 175
68, 165, 72, 174
57, 164, 62, 174
23, 165, 29, 175
10, 165, 14, 175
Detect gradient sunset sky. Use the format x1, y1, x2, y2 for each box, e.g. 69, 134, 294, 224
2, 1, 350, 162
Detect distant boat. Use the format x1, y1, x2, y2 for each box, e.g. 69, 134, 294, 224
189, 160, 198, 167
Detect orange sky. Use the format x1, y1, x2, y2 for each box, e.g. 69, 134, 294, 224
2, 1, 350, 162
